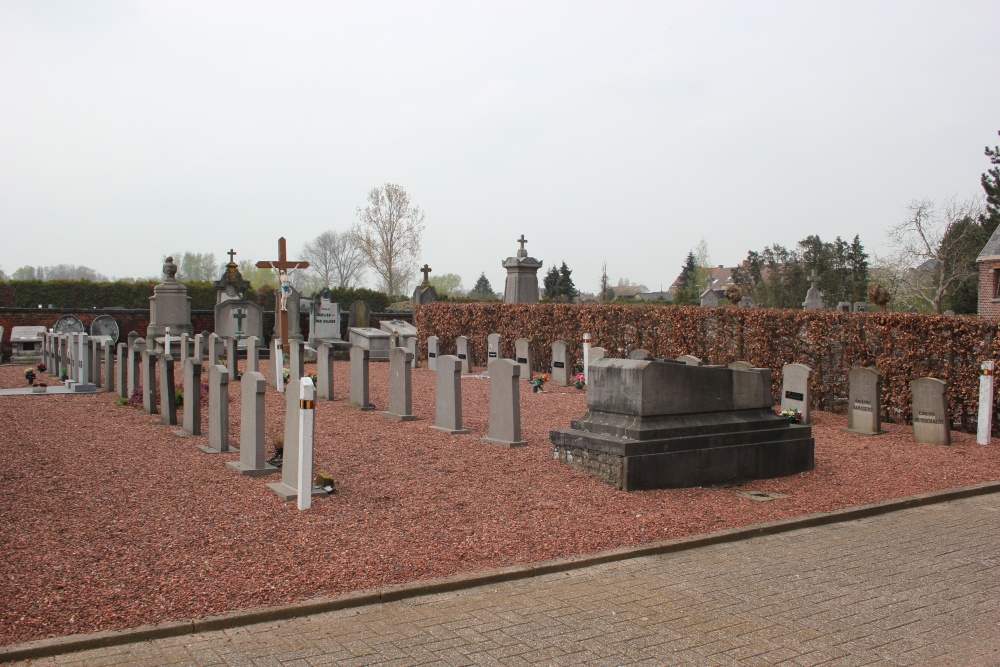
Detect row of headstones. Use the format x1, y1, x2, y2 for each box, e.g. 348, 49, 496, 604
423, 334, 583, 384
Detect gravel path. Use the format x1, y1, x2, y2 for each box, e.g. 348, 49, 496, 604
2, 360, 999, 648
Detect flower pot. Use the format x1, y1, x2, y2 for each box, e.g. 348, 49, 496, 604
31, 386, 46, 394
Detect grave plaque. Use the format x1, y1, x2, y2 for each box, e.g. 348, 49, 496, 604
427, 336, 440, 372
845, 367, 883, 435
781, 363, 813, 424
487, 333, 502, 361
310, 292, 342, 343
456, 336, 472, 374
551, 340, 571, 385
514, 337, 532, 381
911, 377, 951, 446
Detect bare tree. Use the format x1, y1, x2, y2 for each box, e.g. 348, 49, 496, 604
599, 260, 612, 302
352, 183, 425, 296
888, 195, 986, 313
301, 230, 365, 289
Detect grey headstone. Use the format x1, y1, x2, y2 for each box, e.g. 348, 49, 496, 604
551, 340, 571, 385
228, 371, 279, 477
589, 347, 607, 366
348, 327, 390, 361
158, 354, 177, 426
102, 340, 114, 393
911, 377, 951, 446
116, 343, 128, 398
676, 355, 702, 366
182, 356, 202, 436
727, 361, 754, 372
349, 345, 374, 410
225, 335, 238, 380
514, 337, 532, 382
317, 341, 335, 400
201, 364, 233, 453
89, 337, 101, 386
427, 335, 439, 372
456, 336, 472, 374
845, 367, 882, 435
487, 333, 502, 363
628, 349, 652, 361
431, 355, 469, 435
837, 301, 852, 313
348, 300, 371, 329
128, 338, 144, 399
289, 339, 304, 383
311, 294, 342, 342
141, 348, 157, 414
780, 363, 813, 424
208, 333, 221, 366
193, 332, 205, 364
179, 332, 190, 370
407, 336, 419, 370
854, 302, 868, 313
382, 345, 416, 421
481, 359, 527, 447
246, 335, 260, 374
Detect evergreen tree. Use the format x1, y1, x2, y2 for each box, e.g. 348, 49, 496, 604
674, 251, 700, 305
556, 262, 577, 301
543, 266, 561, 299
470, 272, 494, 298
982, 131, 1000, 237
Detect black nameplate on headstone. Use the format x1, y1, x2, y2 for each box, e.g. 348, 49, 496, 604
785, 390, 804, 401
553, 361, 565, 368
517, 357, 528, 364
428, 352, 436, 358
488, 352, 497, 357
458, 354, 467, 359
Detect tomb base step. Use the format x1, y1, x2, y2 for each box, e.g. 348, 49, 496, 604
226, 461, 280, 477
265, 482, 327, 501
197, 445, 240, 455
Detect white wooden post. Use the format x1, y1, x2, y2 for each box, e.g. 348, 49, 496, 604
978, 360, 994, 445
275, 338, 285, 393
297, 378, 316, 511
582, 333, 591, 386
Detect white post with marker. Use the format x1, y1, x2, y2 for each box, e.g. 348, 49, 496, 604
164, 326, 171, 357
297, 378, 316, 511
978, 360, 994, 445
582, 333, 591, 386
275, 338, 285, 393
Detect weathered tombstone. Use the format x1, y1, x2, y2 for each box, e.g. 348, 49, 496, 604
911, 377, 951, 446
192, 332, 206, 363
141, 347, 157, 414
72, 333, 96, 392
349, 346, 374, 410
412, 264, 439, 306
158, 354, 177, 426
90, 337, 102, 387
317, 341, 335, 400
147, 256, 193, 348
382, 345, 416, 421
456, 336, 472, 374
427, 335, 440, 372
207, 333, 221, 366
407, 336, 419, 370
116, 342, 128, 398
246, 335, 260, 373
201, 365, 233, 453
628, 349, 652, 361
481, 359, 528, 447
781, 363, 813, 424
432, 355, 469, 434
514, 338, 532, 382
182, 356, 203, 436
102, 339, 114, 392
348, 327, 390, 361
288, 339, 304, 383
551, 340, 571, 385
676, 355, 702, 366
837, 301, 852, 313
348, 300, 372, 329
502, 235, 543, 303
128, 338, 144, 399
267, 378, 324, 502
589, 347, 607, 366
227, 371, 279, 477
487, 333, 502, 364
309, 290, 343, 346
802, 270, 825, 310
844, 367, 883, 435
127, 330, 139, 353
727, 360, 754, 372
215, 299, 263, 348
225, 335, 238, 379
179, 332, 190, 370
854, 302, 869, 313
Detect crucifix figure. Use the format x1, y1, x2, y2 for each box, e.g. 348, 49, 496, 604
516, 234, 528, 258
257, 237, 309, 353
420, 263, 432, 286
227, 248, 237, 264
233, 308, 247, 341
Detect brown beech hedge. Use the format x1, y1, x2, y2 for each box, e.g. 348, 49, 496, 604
415, 302, 1000, 432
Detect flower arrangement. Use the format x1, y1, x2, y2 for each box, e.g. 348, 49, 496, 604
530, 373, 549, 392
282, 368, 291, 382
779, 408, 803, 424
24, 367, 37, 386
35, 362, 47, 374
573, 373, 586, 390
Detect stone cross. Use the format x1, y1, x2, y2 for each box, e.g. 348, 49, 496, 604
227, 248, 237, 263
233, 308, 247, 340
256, 237, 310, 353
420, 264, 432, 286
516, 234, 528, 257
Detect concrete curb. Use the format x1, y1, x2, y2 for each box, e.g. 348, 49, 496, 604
4, 480, 1000, 664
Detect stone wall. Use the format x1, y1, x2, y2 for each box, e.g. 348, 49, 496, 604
551, 444, 623, 488
978, 262, 1000, 321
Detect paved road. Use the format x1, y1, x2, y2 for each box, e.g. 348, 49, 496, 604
12, 494, 1000, 667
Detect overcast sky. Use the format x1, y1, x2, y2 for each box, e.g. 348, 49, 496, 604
2, 0, 998, 294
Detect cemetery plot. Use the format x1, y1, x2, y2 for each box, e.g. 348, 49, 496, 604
2, 362, 1000, 650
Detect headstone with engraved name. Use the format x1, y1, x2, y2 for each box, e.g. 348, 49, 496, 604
911, 377, 951, 445
514, 338, 533, 382
427, 335, 440, 372
780, 363, 813, 424
456, 336, 472, 374
845, 367, 883, 435
487, 333, 502, 364
551, 340, 571, 385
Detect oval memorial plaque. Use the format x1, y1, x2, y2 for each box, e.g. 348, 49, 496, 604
90, 314, 121, 344
52, 314, 85, 334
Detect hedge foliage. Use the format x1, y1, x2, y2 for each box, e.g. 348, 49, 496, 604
415, 302, 999, 432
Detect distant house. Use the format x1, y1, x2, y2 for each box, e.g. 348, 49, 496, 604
977, 227, 1000, 319
700, 265, 737, 307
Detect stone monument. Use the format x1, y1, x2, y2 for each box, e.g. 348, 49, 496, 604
412, 264, 439, 307
502, 235, 543, 303
911, 377, 951, 446
802, 270, 825, 310
147, 256, 193, 349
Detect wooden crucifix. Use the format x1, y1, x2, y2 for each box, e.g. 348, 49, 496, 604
256, 237, 309, 353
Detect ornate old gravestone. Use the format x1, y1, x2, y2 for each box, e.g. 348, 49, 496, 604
502, 235, 543, 303
551, 359, 815, 491
802, 270, 825, 309
52, 315, 85, 335
911, 377, 951, 445
90, 315, 120, 345
348, 300, 371, 329
412, 264, 439, 307
147, 257, 193, 350
781, 363, 813, 424
844, 367, 883, 435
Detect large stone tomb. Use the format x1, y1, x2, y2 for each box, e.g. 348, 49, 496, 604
550, 359, 815, 491
348, 327, 391, 361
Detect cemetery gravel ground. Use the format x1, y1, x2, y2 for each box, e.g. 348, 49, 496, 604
2, 362, 1000, 649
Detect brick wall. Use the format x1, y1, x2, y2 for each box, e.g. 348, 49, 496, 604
978, 261, 1000, 321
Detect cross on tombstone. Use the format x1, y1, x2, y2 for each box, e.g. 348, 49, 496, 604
517, 234, 528, 254
420, 264, 432, 286
227, 248, 237, 263
233, 308, 247, 340
256, 237, 309, 353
